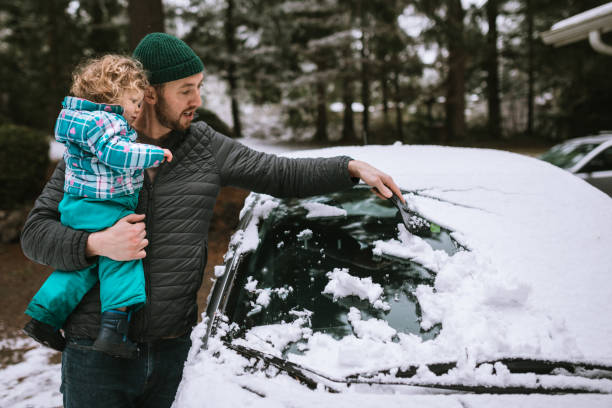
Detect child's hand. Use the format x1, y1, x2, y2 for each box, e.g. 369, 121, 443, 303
162, 148, 173, 163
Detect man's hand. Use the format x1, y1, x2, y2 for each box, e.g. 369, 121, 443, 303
348, 160, 405, 204
86, 213, 148, 261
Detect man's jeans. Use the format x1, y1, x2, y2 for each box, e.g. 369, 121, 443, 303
61, 334, 191, 408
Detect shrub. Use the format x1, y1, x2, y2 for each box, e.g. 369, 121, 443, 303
0, 124, 50, 210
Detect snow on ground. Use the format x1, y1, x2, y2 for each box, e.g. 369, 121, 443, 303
0, 337, 61, 408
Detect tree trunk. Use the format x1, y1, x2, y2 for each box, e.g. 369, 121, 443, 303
341, 74, 356, 144
45, 1, 63, 128
314, 81, 328, 142
445, 0, 466, 143
225, 0, 242, 138
393, 68, 404, 142
128, 0, 165, 50
526, 0, 534, 138
89, 1, 120, 53
359, 1, 370, 145
381, 74, 390, 128
486, 0, 501, 139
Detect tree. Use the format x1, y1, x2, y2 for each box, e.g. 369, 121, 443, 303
224, 0, 242, 138
415, 0, 467, 143
0, 1, 87, 129
357, 0, 371, 144
525, 0, 534, 138
128, 0, 165, 49
445, 0, 467, 142
81, 0, 124, 54
486, 0, 501, 139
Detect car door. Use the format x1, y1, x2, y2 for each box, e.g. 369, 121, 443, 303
576, 146, 612, 196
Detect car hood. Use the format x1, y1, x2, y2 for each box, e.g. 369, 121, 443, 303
176, 145, 612, 406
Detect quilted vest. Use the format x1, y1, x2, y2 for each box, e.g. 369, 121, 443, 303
61, 122, 355, 341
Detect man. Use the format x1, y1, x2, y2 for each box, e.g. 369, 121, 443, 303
21, 33, 403, 407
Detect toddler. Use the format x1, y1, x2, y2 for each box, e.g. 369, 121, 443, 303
23, 55, 172, 359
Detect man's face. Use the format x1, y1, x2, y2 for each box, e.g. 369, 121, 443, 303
154, 72, 204, 132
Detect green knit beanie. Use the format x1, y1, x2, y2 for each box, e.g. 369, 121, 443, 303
133, 32, 204, 85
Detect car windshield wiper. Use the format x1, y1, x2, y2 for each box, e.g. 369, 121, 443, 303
225, 342, 340, 393
347, 358, 612, 380
225, 342, 612, 394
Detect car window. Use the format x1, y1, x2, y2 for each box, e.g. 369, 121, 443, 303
540, 142, 600, 169
578, 147, 612, 173
220, 187, 462, 354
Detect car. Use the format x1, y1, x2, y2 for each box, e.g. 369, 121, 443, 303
539, 132, 612, 196
174, 145, 612, 407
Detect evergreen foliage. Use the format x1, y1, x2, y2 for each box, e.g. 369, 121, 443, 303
0, 0, 128, 132
0, 0, 611, 145
0, 124, 50, 209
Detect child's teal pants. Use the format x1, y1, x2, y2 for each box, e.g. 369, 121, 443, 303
25, 193, 146, 329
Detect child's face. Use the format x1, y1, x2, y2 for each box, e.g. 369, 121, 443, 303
118, 89, 144, 125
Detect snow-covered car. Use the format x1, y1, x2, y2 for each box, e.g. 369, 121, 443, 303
175, 145, 612, 407
540, 133, 612, 196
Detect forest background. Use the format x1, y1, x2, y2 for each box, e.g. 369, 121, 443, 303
1, 0, 611, 149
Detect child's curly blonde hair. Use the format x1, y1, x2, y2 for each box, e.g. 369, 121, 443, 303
70, 55, 149, 105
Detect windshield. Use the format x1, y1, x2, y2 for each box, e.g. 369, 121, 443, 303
221, 187, 461, 354
540, 141, 600, 169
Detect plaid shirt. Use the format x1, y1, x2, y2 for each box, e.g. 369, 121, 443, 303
56, 97, 165, 199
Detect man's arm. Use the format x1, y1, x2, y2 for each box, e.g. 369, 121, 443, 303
208, 128, 355, 197
21, 161, 149, 270
206, 124, 403, 200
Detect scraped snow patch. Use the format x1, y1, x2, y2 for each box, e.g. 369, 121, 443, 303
302, 202, 347, 218
214, 265, 226, 277
245, 276, 294, 315
323, 268, 390, 310
373, 224, 449, 272
234, 315, 313, 356
233, 194, 279, 255
347, 307, 397, 342
297, 229, 313, 240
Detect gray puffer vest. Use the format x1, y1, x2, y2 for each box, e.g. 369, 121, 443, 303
21, 121, 356, 342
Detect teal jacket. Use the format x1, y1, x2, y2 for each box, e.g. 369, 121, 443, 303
55, 97, 165, 199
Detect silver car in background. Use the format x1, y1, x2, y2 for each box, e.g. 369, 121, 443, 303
540, 133, 612, 196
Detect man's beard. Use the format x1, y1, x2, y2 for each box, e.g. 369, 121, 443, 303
155, 96, 190, 132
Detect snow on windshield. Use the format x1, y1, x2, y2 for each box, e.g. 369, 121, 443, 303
373, 223, 450, 271
175, 144, 612, 405
322, 268, 390, 311
301, 201, 348, 218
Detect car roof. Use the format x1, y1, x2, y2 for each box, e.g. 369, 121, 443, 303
561, 132, 612, 145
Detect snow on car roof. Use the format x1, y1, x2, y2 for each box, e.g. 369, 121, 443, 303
176, 143, 612, 406
561, 133, 612, 144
